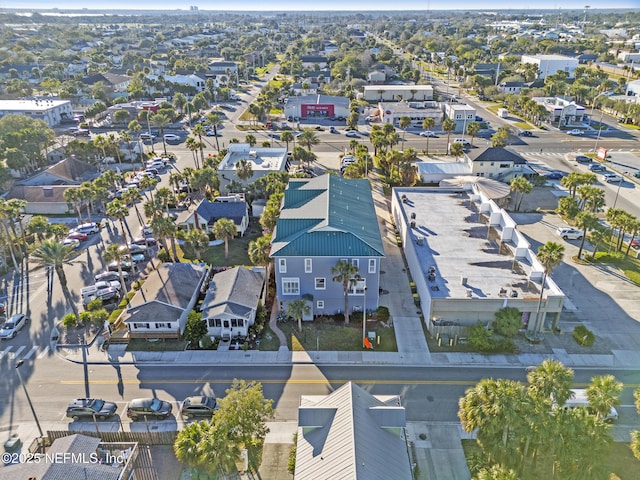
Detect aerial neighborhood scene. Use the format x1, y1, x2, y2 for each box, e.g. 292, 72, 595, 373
2, 1, 640, 479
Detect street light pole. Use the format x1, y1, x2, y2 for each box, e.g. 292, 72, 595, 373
15, 360, 44, 439
589, 91, 610, 126
593, 109, 605, 153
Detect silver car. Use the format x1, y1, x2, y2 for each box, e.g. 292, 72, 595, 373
0, 313, 28, 339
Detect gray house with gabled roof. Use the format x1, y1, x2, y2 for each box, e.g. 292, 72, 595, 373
296, 381, 412, 480
270, 175, 385, 318
200, 266, 266, 340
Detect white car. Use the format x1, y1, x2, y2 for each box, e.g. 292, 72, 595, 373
603, 173, 622, 183
419, 131, 437, 137
567, 129, 584, 136
453, 138, 471, 146
556, 227, 584, 240
163, 134, 181, 143
0, 313, 28, 339
71, 222, 99, 235
63, 238, 80, 249
345, 131, 360, 138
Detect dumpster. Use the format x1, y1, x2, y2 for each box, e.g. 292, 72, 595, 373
4, 435, 21, 454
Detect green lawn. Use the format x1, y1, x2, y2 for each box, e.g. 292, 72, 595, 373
462, 439, 640, 479
270, 316, 397, 352
178, 227, 262, 267
126, 339, 188, 352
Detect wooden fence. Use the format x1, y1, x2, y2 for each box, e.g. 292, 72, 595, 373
47, 429, 177, 445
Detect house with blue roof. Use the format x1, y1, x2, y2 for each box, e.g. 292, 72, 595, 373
177, 195, 249, 236
270, 175, 385, 319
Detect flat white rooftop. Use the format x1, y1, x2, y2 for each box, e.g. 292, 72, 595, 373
218, 144, 287, 172
0, 99, 71, 111
398, 189, 538, 299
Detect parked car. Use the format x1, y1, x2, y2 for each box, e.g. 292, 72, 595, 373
71, 222, 99, 235
66, 231, 88, 241
163, 134, 181, 143
82, 287, 119, 307
140, 225, 153, 237
66, 398, 117, 421
63, 238, 80, 249
0, 313, 28, 339
107, 260, 134, 272
567, 129, 584, 136
634, 171, 640, 178
345, 131, 360, 138
127, 253, 147, 264
575, 155, 591, 164
144, 168, 159, 176
139, 132, 156, 141
603, 172, 623, 183
517, 130, 533, 137
329, 126, 338, 134
146, 160, 165, 170
131, 236, 157, 246
126, 398, 173, 421
180, 396, 218, 419
120, 244, 148, 256
419, 130, 437, 137
589, 163, 607, 172
556, 227, 584, 240
453, 138, 471, 146
93, 280, 122, 292
95, 271, 129, 283
544, 171, 564, 180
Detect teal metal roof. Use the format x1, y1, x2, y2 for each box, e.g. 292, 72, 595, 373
270, 175, 384, 258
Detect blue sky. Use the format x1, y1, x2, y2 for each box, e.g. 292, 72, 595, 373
3, 1, 639, 11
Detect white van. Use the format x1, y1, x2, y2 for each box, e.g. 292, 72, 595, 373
558, 389, 618, 422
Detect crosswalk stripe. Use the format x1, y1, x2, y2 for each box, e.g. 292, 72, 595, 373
0, 346, 13, 360
37, 346, 50, 359
21, 346, 39, 360
9, 345, 25, 359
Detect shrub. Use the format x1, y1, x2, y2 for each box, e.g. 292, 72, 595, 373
108, 308, 124, 324
376, 306, 390, 322
468, 322, 492, 351
184, 310, 207, 345
333, 313, 345, 323
573, 325, 595, 346
288, 433, 298, 474
157, 248, 171, 262
61, 313, 77, 328
493, 307, 521, 338
85, 298, 103, 312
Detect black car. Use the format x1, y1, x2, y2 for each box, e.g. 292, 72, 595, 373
575, 155, 591, 164
518, 130, 533, 137
66, 398, 117, 421
95, 271, 129, 283
126, 398, 173, 421
131, 236, 158, 246
180, 396, 218, 419
107, 260, 134, 272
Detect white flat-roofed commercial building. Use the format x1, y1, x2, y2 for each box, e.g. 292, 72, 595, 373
378, 101, 443, 128
217, 143, 289, 191
521, 54, 579, 79
363, 84, 433, 102
0, 98, 73, 126
392, 186, 565, 334
443, 103, 476, 133
284, 94, 350, 120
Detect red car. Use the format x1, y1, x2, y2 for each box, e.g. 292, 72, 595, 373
67, 231, 88, 241
631, 239, 639, 249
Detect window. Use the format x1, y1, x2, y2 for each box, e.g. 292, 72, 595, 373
368, 259, 376, 274
278, 258, 286, 273
455, 114, 463, 120
231, 319, 243, 327
282, 278, 300, 295
317, 300, 324, 309
349, 279, 366, 295
133, 323, 150, 329
315, 278, 326, 290
155, 323, 169, 329
208, 319, 222, 328
499, 163, 509, 168
351, 259, 359, 269
304, 258, 312, 273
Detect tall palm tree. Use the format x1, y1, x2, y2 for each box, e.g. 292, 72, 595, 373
449, 141, 465, 162
586, 375, 623, 421
102, 244, 128, 294
236, 159, 253, 184
280, 131, 294, 151
298, 129, 320, 152
248, 234, 272, 277
106, 199, 133, 245
576, 185, 605, 213
121, 188, 144, 226
119, 130, 133, 164
331, 259, 360, 325
421, 117, 435, 155
27, 215, 51, 242
192, 124, 207, 167
182, 228, 209, 262
442, 118, 456, 154
205, 112, 222, 151
510, 177, 533, 212
574, 211, 599, 260
32, 241, 80, 322
398, 115, 411, 151
287, 298, 310, 332
466, 121, 481, 146
244, 133, 257, 147
151, 215, 179, 261
63, 187, 83, 222
526, 359, 574, 406
150, 113, 171, 156
531, 241, 565, 336
185, 137, 200, 169
212, 218, 237, 259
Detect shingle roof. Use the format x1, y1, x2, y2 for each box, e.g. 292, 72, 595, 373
127, 263, 207, 310
6, 185, 78, 203
296, 382, 411, 480
200, 267, 265, 319
270, 175, 384, 258
469, 147, 527, 165
195, 199, 247, 226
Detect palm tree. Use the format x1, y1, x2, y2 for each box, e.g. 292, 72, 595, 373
421, 117, 435, 154
510, 177, 533, 212
287, 298, 310, 332
298, 129, 320, 152
185, 137, 200, 169
121, 188, 144, 226
102, 244, 128, 294
449, 141, 465, 162
106, 199, 133, 246
331, 259, 360, 325
442, 118, 456, 154
32, 241, 80, 322
205, 112, 222, 151
192, 124, 207, 167
27, 215, 50, 242
574, 211, 599, 260
182, 228, 209, 261
576, 185, 605, 213
586, 375, 623, 421
531, 242, 565, 337
212, 218, 237, 259
63, 188, 83, 221
236, 159, 253, 183
150, 215, 177, 261
248, 234, 272, 277
398, 115, 411, 151
150, 113, 171, 156
244, 133, 257, 147
280, 131, 294, 151
173, 92, 187, 113
93, 134, 109, 160
466, 121, 481, 146
526, 359, 574, 406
